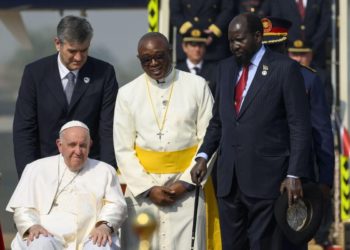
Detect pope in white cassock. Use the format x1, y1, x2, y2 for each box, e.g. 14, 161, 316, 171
113, 32, 215, 250
7, 121, 127, 250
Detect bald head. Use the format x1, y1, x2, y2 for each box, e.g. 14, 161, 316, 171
137, 32, 172, 80
138, 32, 170, 52
228, 13, 262, 66
229, 13, 263, 35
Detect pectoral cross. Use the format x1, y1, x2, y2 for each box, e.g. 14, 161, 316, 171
157, 131, 164, 140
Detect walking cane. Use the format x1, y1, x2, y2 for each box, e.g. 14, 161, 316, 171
190, 183, 201, 250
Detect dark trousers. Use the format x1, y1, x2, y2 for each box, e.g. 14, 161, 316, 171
217, 175, 307, 250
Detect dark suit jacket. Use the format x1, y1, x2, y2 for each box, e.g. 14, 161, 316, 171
13, 54, 118, 177
176, 61, 217, 95
199, 49, 312, 199
170, 0, 233, 62
301, 66, 334, 188
261, 0, 330, 67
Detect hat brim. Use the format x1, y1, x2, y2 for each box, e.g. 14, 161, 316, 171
262, 36, 287, 45
183, 37, 207, 43
288, 48, 312, 53
274, 182, 323, 245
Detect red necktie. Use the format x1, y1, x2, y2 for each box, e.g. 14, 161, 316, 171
234, 65, 249, 114
297, 0, 305, 20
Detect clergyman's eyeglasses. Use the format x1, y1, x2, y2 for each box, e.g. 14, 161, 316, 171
138, 53, 167, 65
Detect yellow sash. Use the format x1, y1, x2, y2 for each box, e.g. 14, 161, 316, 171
134, 145, 222, 250
135, 145, 198, 174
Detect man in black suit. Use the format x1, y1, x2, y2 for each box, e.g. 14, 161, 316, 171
176, 27, 217, 95
13, 15, 118, 177
191, 13, 312, 250
260, 0, 331, 68
170, 0, 234, 63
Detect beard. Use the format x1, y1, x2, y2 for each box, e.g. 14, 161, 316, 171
233, 51, 253, 66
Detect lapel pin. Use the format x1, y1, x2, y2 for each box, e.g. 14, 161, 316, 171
262, 64, 268, 76
83, 77, 90, 84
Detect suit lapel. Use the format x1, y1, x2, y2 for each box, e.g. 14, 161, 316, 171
46, 55, 69, 109
304, 0, 316, 21
237, 50, 271, 119
223, 57, 239, 118
289, 0, 301, 20
68, 59, 92, 111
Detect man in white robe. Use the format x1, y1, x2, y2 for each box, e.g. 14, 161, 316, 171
113, 32, 214, 250
7, 121, 127, 250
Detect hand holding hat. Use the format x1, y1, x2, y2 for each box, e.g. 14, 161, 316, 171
280, 177, 303, 206
275, 182, 324, 245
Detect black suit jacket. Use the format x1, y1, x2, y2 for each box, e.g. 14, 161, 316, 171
170, 0, 233, 62
200, 49, 312, 199
261, 0, 330, 67
176, 61, 217, 95
13, 54, 118, 177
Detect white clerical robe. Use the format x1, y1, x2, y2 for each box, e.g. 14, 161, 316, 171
113, 69, 213, 250
6, 155, 127, 250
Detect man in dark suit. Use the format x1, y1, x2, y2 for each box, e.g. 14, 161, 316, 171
13, 15, 118, 177
191, 13, 312, 250
260, 0, 331, 68
170, 0, 234, 63
176, 27, 217, 95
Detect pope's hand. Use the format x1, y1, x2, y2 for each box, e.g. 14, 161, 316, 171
26, 224, 52, 246
190, 157, 207, 184
149, 186, 176, 206
89, 223, 113, 247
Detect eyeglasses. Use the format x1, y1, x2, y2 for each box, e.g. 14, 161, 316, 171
138, 53, 168, 66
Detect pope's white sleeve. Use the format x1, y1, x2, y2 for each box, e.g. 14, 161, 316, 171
13, 207, 40, 238
97, 168, 127, 230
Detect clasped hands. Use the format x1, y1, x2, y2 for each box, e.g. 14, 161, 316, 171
148, 181, 188, 206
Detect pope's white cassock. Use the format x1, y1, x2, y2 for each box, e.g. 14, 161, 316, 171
6, 155, 127, 250
113, 68, 213, 250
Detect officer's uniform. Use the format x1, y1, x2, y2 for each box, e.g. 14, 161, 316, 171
170, 0, 234, 63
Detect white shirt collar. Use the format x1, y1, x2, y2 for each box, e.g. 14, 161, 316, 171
186, 59, 203, 71
57, 53, 79, 80
295, 0, 307, 7
147, 67, 174, 85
